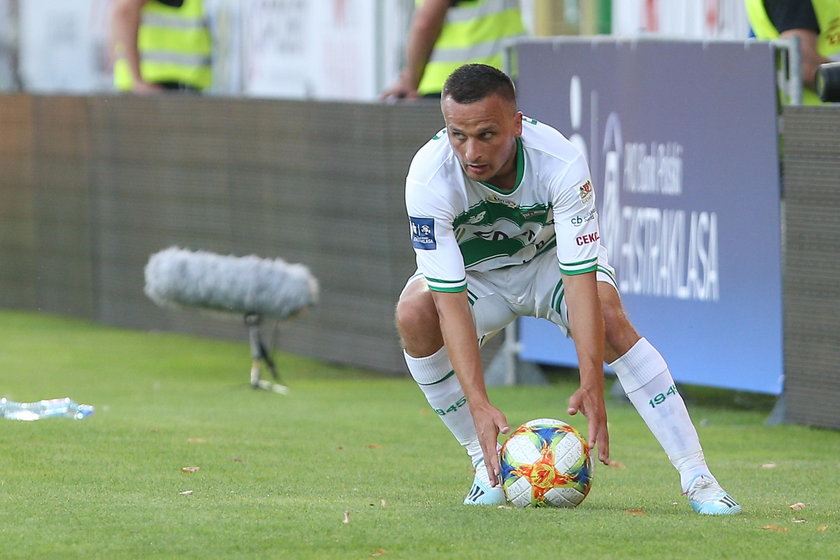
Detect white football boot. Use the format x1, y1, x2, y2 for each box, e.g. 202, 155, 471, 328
463, 446, 506, 506
685, 475, 742, 515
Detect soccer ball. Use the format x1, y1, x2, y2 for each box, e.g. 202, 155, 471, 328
500, 418, 593, 508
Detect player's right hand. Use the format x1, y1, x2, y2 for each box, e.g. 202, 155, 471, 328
470, 402, 510, 487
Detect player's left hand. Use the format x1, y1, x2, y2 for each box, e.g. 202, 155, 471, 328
567, 386, 610, 465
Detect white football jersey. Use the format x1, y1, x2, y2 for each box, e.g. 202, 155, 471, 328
406, 116, 600, 293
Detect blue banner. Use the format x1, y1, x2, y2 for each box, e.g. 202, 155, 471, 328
515, 39, 783, 394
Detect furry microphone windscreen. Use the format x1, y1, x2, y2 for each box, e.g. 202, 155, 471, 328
144, 247, 319, 322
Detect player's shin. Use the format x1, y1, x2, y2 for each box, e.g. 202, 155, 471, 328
403, 348, 483, 466
609, 338, 713, 491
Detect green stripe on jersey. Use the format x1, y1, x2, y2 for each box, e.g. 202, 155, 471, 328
426, 276, 467, 292
560, 257, 597, 275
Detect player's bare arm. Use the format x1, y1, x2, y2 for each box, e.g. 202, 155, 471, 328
561, 270, 610, 465
431, 289, 510, 486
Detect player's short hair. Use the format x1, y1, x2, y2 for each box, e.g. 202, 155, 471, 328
442, 64, 516, 105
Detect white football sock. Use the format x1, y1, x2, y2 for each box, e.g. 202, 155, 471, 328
610, 338, 713, 491
404, 348, 483, 466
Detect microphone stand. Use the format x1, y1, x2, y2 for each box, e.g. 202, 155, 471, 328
245, 313, 289, 394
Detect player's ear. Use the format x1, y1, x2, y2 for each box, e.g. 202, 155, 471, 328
513, 111, 523, 138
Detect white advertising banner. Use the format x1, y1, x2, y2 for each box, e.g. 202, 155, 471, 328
241, 0, 314, 98
19, 0, 112, 93
240, 0, 410, 100
612, 0, 750, 39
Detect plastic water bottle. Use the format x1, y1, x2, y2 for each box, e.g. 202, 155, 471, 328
0, 397, 94, 421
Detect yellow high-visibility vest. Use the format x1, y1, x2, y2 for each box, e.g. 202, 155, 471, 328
418, 0, 526, 96
746, 0, 840, 104
114, 0, 212, 91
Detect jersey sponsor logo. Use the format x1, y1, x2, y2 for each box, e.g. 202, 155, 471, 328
473, 229, 509, 241
466, 211, 487, 224
571, 208, 597, 226
521, 208, 548, 220
410, 217, 436, 250
576, 231, 600, 246
486, 194, 517, 208
578, 181, 594, 204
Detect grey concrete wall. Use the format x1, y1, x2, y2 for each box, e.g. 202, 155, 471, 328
781, 105, 840, 429
0, 94, 443, 375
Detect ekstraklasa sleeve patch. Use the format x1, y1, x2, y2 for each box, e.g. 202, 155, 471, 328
410, 217, 436, 250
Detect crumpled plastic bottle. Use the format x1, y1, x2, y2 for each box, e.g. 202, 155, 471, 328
0, 397, 94, 421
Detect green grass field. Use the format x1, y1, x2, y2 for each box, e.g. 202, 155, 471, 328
0, 310, 837, 559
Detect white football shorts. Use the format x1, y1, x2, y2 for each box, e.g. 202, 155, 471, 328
402, 245, 618, 340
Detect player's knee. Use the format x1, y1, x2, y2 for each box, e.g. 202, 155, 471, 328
395, 289, 440, 342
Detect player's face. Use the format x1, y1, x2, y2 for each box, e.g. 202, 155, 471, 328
442, 93, 523, 190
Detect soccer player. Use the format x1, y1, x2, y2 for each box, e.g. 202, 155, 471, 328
395, 63, 741, 515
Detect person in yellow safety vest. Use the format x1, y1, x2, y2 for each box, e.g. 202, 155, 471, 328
112, 0, 212, 93
381, 0, 526, 100
746, 0, 840, 104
